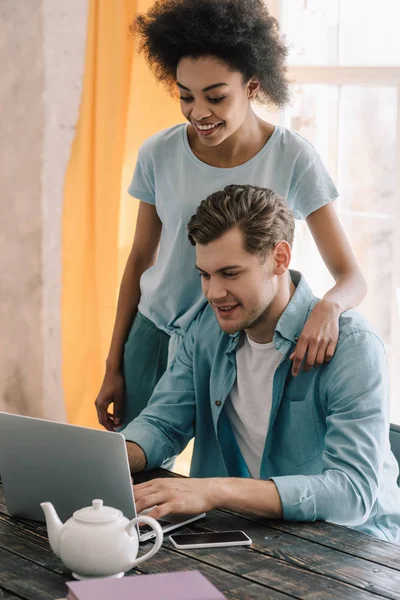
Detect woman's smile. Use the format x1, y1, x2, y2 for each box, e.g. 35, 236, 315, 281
191, 121, 223, 137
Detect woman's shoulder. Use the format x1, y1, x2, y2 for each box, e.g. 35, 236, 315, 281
138, 123, 186, 158
272, 126, 338, 216
274, 125, 320, 162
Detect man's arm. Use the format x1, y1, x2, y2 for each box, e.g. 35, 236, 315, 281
134, 330, 387, 523
133, 477, 283, 520
272, 329, 388, 525
126, 442, 147, 473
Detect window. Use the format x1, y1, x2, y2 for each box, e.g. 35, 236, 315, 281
259, 0, 400, 422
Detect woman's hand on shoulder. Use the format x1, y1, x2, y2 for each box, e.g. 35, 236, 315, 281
290, 299, 341, 377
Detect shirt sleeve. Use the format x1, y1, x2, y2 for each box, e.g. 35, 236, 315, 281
127, 146, 156, 205
271, 330, 389, 525
121, 321, 198, 470
289, 151, 339, 220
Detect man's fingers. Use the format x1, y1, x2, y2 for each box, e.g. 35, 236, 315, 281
134, 480, 158, 494
134, 480, 187, 517
141, 502, 174, 521
134, 481, 171, 505
135, 491, 170, 515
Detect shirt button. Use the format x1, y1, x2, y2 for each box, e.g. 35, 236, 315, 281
294, 337, 299, 342
215, 400, 222, 407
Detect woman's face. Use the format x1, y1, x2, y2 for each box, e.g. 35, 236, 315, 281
176, 56, 255, 147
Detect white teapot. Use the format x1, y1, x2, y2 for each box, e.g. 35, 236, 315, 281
41, 499, 163, 580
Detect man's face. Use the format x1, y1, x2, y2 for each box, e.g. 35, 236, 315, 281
196, 228, 278, 336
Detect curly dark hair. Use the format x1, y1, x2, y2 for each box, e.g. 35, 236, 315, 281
131, 0, 290, 108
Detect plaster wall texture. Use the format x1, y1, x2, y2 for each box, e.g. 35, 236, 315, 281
42, 0, 88, 419
0, 0, 88, 419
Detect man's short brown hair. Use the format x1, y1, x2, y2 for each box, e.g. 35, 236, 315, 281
187, 184, 295, 258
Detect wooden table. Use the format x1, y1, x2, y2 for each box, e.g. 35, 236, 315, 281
1, 469, 400, 599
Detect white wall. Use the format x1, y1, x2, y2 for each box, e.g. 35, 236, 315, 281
0, 0, 88, 419
41, 0, 88, 419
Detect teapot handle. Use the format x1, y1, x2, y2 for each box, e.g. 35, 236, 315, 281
126, 516, 163, 566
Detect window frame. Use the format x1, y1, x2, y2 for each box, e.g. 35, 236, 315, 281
277, 19, 400, 420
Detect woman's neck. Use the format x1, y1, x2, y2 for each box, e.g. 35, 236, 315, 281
187, 110, 275, 169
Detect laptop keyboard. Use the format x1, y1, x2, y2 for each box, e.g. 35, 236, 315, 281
139, 520, 170, 534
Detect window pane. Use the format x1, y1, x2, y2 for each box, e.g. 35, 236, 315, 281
341, 215, 394, 344
283, 82, 400, 421
290, 221, 334, 300
283, 89, 338, 296
281, 84, 339, 177
280, 0, 400, 66
339, 0, 400, 66
338, 86, 397, 215
280, 0, 339, 65
292, 215, 394, 345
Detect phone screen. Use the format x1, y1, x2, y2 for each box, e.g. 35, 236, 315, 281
170, 531, 250, 546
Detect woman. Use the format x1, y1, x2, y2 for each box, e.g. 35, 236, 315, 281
95, 0, 366, 432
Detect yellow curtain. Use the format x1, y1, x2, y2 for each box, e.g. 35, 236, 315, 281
62, 0, 182, 427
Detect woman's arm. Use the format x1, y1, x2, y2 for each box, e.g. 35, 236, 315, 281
290, 202, 367, 376
95, 202, 162, 429
307, 202, 367, 309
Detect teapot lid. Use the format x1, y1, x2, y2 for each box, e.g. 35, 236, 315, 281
73, 499, 122, 523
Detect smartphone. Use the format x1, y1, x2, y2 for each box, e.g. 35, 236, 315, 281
169, 530, 252, 549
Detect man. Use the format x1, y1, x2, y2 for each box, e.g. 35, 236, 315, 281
122, 184, 400, 542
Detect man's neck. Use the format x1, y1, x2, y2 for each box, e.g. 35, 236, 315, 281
246, 278, 296, 344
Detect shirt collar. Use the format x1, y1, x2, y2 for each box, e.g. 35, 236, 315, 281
274, 270, 317, 345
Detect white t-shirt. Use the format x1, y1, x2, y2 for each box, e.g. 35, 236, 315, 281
224, 335, 282, 478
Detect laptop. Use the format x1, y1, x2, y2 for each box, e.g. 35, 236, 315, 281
0, 412, 205, 542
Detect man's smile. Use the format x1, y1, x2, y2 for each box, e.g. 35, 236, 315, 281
213, 303, 240, 316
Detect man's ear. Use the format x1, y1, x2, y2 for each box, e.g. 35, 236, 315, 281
247, 77, 260, 100
274, 241, 291, 275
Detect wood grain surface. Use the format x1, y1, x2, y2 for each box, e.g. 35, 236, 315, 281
1, 468, 399, 600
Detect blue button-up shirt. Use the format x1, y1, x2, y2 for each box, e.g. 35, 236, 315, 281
123, 271, 400, 543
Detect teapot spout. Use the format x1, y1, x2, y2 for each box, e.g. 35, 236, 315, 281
40, 502, 63, 556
